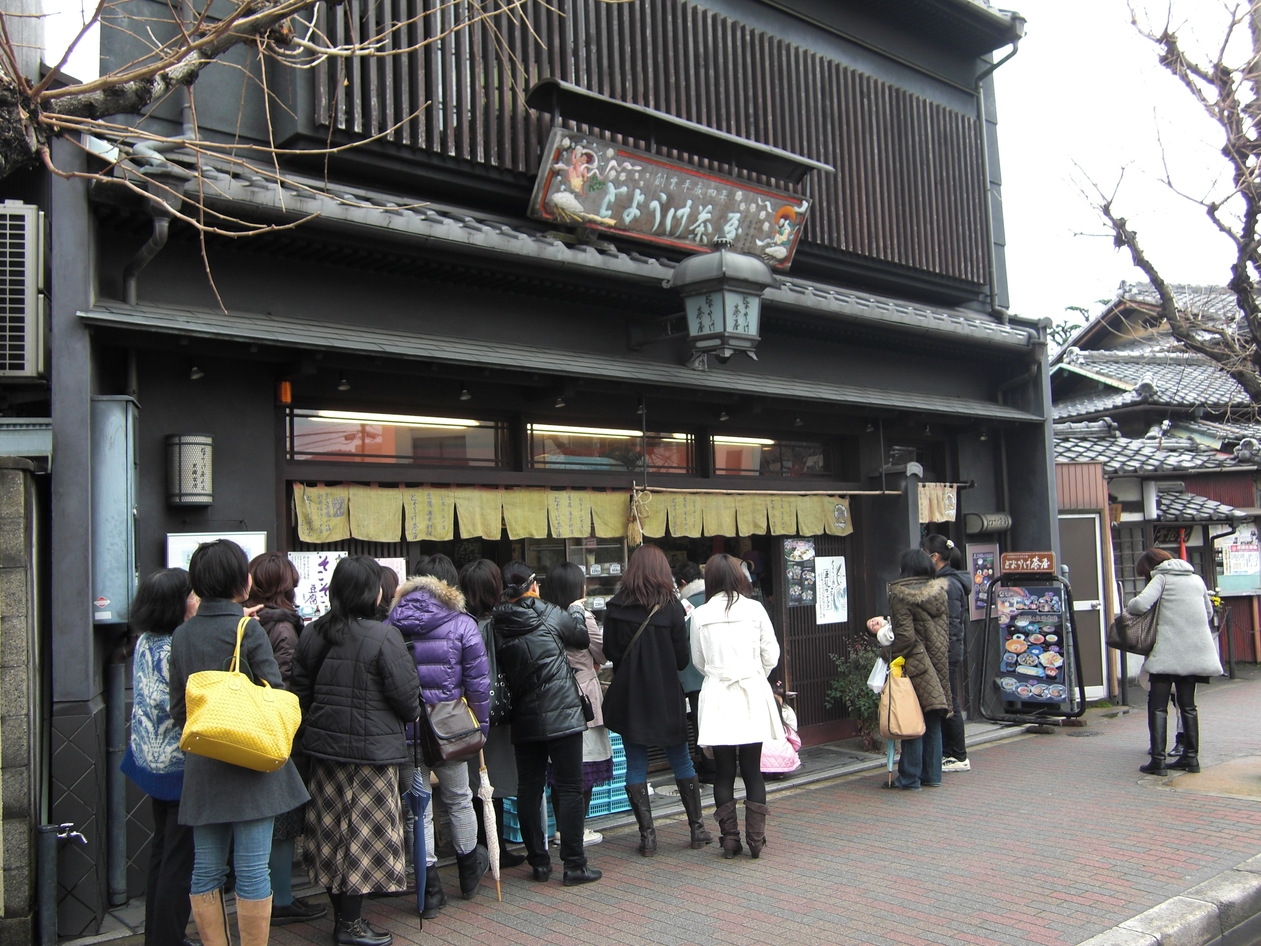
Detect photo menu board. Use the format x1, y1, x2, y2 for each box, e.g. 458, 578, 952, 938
783, 538, 816, 607
993, 585, 1069, 705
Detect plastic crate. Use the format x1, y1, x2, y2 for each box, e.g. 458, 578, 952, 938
587, 780, 631, 817
502, 796, 556, 844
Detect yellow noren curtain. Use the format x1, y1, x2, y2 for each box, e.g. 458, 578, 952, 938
502, 488, 549, 539
700, 493, 737, 537
589, 491, 629, 538
637, 490, 667, 538
918, 483, 958, 523
734, 493, 768, 535
823, 496, 854, 536
402, 487, 455, 542
453, 486, 504, 540
794, 494, 827, 537
347, 484, 402, 542
765, 494, 798, 535
548, 490, 593, 539
665, 493, 704, 538
294, 483, 351, 543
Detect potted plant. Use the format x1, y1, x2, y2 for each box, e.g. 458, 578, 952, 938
825, 636, 883, 751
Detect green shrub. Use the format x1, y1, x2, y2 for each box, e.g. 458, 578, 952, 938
826, 637, 883, 751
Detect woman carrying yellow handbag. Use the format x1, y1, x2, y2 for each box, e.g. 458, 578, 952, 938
170, 540, 311, 946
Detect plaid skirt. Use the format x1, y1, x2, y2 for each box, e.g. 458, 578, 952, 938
302, 759, 406, 895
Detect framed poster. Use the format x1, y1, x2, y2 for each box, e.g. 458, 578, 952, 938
166, 531, 269, 570
814, 556, 847, 625
967, 543, 999, 621
289, 550, 348, 619
782, 538, 816, 607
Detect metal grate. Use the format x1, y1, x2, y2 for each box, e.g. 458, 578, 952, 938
0, 202, 44, 378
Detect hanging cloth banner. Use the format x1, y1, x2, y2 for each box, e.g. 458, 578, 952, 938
502, 487, 549, 539
637, 490, 667, 539
590, 491, 629, 538
665, 493, 704, 538
822, 496, 854, 536
294, 483, 351, 543
453, 486, 504, 540
794, 493, 827, 537
700, 493, 737, 537
918, 483, 958, 524
734, 493, 768, 535
347, 484, 403, 542
548, 490, 593, 539
402, 487, 455, 542
766, 495, 799, 535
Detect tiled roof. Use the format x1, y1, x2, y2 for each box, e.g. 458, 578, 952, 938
1156, 491, 1242, 523
1119, 282, 1244, 324
1053, 425, 1248, 474
1053, 348, 1248, 421
1171, 418, 1261, 447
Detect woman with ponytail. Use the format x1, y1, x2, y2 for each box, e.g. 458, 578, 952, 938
922, 534, 972, 772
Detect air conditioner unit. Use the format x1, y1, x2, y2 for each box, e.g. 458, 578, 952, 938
0, 201, 46, 379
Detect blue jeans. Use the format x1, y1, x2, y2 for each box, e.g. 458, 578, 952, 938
191, 817, 274, 899
623, 741, 695, 785
895, 711, 944, 789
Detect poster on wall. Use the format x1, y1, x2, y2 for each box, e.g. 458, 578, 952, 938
783, 538, 816, 607
289, 550, 347, 619
814, 556, 847, 625
376, 558, 408, 584
1215, 520, 1261, 594
967, 543, 999, 621
167, 532, 269, 570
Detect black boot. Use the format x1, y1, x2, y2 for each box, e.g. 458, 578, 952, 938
675, 777, 713, 849
492, 798, 526, 867
455, 845, 489, 900
714, 800, 741, 859
744, 801, 768, 858
421, 866, 446, 920
1139, 707, 1169, 775
334, 918, 393, 946
625, 783, 656, 856
1168, 708, 1200, 772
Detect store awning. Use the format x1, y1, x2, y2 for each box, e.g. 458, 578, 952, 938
80, 302, 1043, 423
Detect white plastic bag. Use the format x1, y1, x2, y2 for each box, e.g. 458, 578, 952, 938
866, 656, 889, 694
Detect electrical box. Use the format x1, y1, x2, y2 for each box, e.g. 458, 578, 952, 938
91, 396, 138, 624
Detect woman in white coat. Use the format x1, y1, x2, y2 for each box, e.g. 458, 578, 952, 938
689, 553, 782, 859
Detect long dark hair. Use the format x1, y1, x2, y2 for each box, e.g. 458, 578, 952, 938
620, 545, 676, 610
131, 568, 193, 635
899, 548, 937, 579
921, 534, 963, 570
544, 562, 586, 609
313, 556, 381, 644
703, 553, 750, 613
459, 559, 503, 618
501, 560, 537, 601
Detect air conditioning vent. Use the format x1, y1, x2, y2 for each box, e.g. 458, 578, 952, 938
0, 201, 45, 379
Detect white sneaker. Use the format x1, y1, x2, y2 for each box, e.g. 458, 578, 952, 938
941, 757, 971, 772
550, 831, 561, 846
583, 829, 603, 846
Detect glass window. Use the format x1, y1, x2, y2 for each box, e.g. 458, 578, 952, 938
713, 436, 830, 477
528, 424, 694, 474
288, 409, 506, 467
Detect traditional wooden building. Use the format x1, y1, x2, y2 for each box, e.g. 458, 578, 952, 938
0, 0, 1053, 935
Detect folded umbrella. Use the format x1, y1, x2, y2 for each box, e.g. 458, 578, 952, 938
403, 766, 431, 916
476, 751, 502, 901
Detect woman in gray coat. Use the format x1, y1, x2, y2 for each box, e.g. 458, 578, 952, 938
169, 540, 311, 946
1126, 549, 1223, 775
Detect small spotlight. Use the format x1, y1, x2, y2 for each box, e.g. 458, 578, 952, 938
924, 423, 932, 435
189, 365, 205, 381
459, 388, 472, 401
979, 429, 989, 442
554, 396, 566, 409
793, 415, 804, 427
337, 374, 351, 392
865, 421, 875, 433
718, 410, 730, 422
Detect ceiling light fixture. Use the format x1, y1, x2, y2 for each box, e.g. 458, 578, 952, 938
865, 421, 875, 433
554, 396, 566, 409
189, 365, 205, 381
718, 410, 730, 422
459, 388, 472, 401
793, 415, 803, 427
337, 374, 351, 392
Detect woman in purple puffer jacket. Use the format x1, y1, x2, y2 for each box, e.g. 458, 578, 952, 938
385, 554, 491, 916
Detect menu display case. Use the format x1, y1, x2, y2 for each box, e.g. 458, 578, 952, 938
525, 537, 628, 616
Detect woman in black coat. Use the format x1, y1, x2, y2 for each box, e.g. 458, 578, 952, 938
290, 556, 421, 946
602, 544, 711, 856
491, 561, 601, 887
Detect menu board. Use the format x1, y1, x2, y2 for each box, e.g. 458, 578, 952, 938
783, 538, 816, 607
993, 585, 1069, 705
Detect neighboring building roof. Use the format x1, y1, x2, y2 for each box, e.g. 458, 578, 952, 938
1156, 490, 1243, 523
1171, 418, 1261, 452
1052, 352, 1249, 420
1053, 420, 1252, 475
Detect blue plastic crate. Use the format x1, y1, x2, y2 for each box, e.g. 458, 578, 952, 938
586, 781, 631, 817
502, 796, 556, 844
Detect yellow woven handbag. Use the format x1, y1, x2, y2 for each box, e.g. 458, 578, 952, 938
180, 616, 302, 772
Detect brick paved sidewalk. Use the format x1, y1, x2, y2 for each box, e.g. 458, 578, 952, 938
258, 667, 1261, 946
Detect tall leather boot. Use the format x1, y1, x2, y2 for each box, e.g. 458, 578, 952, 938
714, 800, 741, 859
744, 802, 768, 859
235, 895, 271, 946
421, 866, 446, 920
625, 783, 656, 856
455, 844, 489, 900
189, 889, 232, 946
1139, 707, 1169, 775
1168, 707, 1200, 772
674, 777, 713, 849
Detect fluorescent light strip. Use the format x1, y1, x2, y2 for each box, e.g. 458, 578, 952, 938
531, 423, 644, 439
311, 410, 479, 429
714, 436, 777, 446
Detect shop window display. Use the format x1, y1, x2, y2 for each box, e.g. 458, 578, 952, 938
288, 409, 506, 467
713, 437, 829, 477
528, 424, 694, 474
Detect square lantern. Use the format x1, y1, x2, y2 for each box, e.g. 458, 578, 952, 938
666, 237, 776, 365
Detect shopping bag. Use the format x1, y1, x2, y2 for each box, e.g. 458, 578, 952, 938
866, 656, 889, 695
878, 657, 925, 740
181, 617, 301, 772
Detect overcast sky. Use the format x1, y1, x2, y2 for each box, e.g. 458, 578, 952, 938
996, 1, 1243, 327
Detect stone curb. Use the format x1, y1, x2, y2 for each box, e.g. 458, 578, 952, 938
1075, 856, 1261, 946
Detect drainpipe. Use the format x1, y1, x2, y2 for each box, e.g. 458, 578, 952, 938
106, 659, 128, 906
122, 164, 189, 305
38, 823, 86, 944
975, 15, 1026, 321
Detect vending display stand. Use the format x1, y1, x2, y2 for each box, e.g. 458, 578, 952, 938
978, 552, 1087, 725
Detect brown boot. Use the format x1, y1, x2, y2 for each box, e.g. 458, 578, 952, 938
713, 801, 741, 859
744, 801, 768, 859
625, 783, 656, 856
675, 777, 713, 849
190, 890, 232, 946
235, 895, 272, 946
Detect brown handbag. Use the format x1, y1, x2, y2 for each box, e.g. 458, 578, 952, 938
1107, 600, 1160, 657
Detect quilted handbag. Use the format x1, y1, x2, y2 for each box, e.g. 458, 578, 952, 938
417, 697, 486, 766
180, 617, 302, 772
878, 658, 926, 740
1107, 600, 1160, 656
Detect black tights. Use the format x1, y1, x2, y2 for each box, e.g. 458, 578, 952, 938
326, 889, 363, 923
712, 743, 765, 808
1148, 674, 1198, 717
